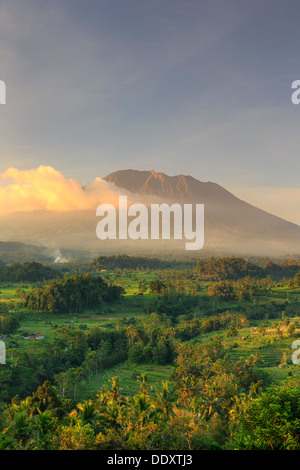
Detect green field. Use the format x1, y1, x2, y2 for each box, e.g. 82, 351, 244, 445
1, 272, 300, 391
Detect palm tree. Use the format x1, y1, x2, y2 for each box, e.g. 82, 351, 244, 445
137, 372, 151, 395
107, 377, 123, 403
153, 382, 176, 419
129, 393, 156, 427
125, 326, 136, 347
32, 409, 54, 435
177, 376, 196, 407
77, 400, 98, 426
228, 393, 248, 422
30, 409, 56, 448
2, 411, 31, 445
197, 392, 225, 420
6, 397, 33, 419
99, 401, 126, 431
0, 436, 17, 450
96, 384, 109, 407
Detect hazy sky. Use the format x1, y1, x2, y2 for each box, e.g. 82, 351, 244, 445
1, 0, 300, 223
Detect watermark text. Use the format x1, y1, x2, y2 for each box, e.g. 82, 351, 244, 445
96, 196, 204, 251
0, 340, 5, 364
0, 80, 6, 104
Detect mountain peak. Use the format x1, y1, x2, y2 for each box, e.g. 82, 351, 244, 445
103, 168, 235, 203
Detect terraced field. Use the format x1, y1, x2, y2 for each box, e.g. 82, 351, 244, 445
82, 362, 174, 398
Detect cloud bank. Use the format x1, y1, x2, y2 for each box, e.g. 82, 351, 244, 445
0, 165, 130, 214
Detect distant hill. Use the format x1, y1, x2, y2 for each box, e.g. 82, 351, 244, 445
0, 241, 53, 264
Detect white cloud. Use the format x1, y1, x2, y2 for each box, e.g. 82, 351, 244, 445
0, 165, 127, 214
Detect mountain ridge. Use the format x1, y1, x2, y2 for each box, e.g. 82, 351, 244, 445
104, 169, 241, 204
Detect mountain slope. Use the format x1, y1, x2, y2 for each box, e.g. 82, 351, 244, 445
104, 169, 300, 254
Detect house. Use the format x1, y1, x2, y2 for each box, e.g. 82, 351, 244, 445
21, 334, 45, 340
21, 334, 36, 340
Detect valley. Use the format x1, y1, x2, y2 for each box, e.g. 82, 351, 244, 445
1, 254, 300, 449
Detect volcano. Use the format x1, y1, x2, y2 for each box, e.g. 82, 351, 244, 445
103, 169, 300, 255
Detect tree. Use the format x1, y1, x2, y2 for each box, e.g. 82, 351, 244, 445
82, 350, 99, 381
207, 281, 235, 301
0, 315, 20, 335
77, 401, 98, 427
148, 279, 167, 295
32, 381, 62, 413
138, 279, 147, 294
153, 382, 176, 419
231, 386, 300, 450
54, 421, 95, 450
54, 372, 69, 399
294, 272, 300, 287
67, 368, 84, 400
137, 373, 150, 395
31, 409, 57, 448
287, 323, 296, 338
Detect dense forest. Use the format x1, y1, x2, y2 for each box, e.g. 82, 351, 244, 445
0, 256, 299, 283
91, 254, 192, 271
0, 262, 58, 282
22, 274, 124, 314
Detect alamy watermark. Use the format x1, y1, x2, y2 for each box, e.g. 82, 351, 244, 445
96, 196, 204, 250
0, 80, 6, 104
291, 340, 300, 365
291, 80, 300, 105
0, 340, 5, 364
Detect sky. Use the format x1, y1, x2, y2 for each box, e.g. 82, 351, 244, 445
1, 0, 300, 223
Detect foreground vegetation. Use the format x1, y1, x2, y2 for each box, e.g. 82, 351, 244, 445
0, 255, 300, 450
